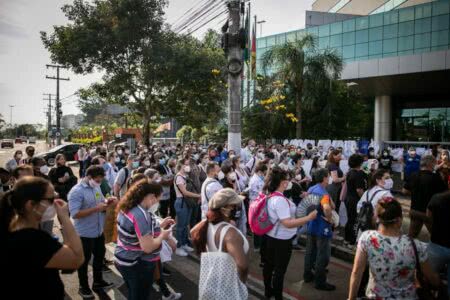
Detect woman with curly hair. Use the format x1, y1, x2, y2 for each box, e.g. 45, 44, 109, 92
114, 179, 175, 300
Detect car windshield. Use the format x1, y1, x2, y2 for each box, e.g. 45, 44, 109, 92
50, 144, 68, 152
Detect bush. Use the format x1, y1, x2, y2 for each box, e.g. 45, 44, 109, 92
72, 136, 102, 145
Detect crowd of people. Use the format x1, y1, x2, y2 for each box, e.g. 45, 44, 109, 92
0, 140, 449, 300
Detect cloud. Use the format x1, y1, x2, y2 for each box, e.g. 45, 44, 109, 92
0, 20, 28, 38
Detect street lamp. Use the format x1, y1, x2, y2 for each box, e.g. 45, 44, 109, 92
257, 20, 266, 37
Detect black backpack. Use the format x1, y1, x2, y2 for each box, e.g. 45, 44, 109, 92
357, 189, 385, 232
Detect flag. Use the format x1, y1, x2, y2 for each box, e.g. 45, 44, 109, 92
243, 5, 250, 63
251, 19, 256, 79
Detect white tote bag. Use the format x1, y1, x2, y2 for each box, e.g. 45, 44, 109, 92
199, 225, 248, 300
338, 201, 348, 227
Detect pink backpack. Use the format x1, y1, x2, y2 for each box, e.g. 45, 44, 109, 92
249, 191, 289, 236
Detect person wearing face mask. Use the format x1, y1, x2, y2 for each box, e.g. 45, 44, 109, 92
154, 152, 175, 218
348, 198, 440, 300
115, 180, 175, 300
326, 149, 346, 212
115, 146, 126, 170
403, 155, 447, 239
304, 168, 336, 291
378, 149, 395, 172
114, 155, 138, 200
263, 167, 318, 299
104, 151, 119, 190
68, 166, 117, 298
403, 147, 421, 181
191, 188, 249, 299
200, 161, 223, 220
232, 156, 249, 192
5, 150, 23, 172
436, 149, 450, 187
241, 139, 256, 164
1, 177, 84, 300
344, 154, 368, 247
0, 168, 12, 196
248, 162, 268, 251
48, 154, 77, 202
174, 158, 201, 257
31, 157, 50, 180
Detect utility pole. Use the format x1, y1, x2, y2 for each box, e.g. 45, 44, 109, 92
246, 2, 251, 108
43, 93, 55, 145
46, 64, 69, 146
226, 0, 244, 153
8, 105, 14, 126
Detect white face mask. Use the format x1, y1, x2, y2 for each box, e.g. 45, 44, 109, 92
228, 172, 237, 181
257, 152, 264, 160
36, 203, 56, 222
40, 165, 49, 175
184, 166, 191, 173
383, 178, 394, 190
117, 150, 123, 155
149, 202, 159, 214
295, 174, 302, 181
16, 154, 22, 160
89, 179, 101, 188
144, 160, 151, 167
286, 181, 293, 190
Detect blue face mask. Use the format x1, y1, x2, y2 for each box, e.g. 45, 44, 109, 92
159, 158, 166, 165
132, 161, 140, 169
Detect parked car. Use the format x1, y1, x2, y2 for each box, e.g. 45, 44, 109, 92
35, 143, 82, 166
28, 136, 37, 144
1, 139, 14, 148
15, 137, 24, 144
20, 136, 27, 142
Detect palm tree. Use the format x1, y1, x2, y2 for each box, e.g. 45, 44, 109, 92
262, 33, 343, 138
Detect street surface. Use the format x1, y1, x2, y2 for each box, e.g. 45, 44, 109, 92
0, 142, 428, 300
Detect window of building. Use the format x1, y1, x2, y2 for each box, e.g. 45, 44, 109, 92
369, 26, 383, 41
330, 22, 343, 35
343, 31, 355, 45
257, 38, 266, 49
415, 3, 432, 19
399, 7, 415, 22
398, 35, 414, 51
369, 14, 383, 27
432, 15, 450, 31
383, 37, 398, 53
384, 10, 399, 25
343, 45, 355, 59
384, 23, 398, 39
398, 21, 414, 37
329, 34, 343, 47
356, 16, 369, 30
355, 29, 369, 43
432, 1, 450, 16
415, 17, 431, 34
414, 32, 431, 49
355, 43, 369, 57
319, 24, 330, 37
343, 19, 355, 32
431, 30, 449, 46
369, 40, 383, 55
319, 36, 330, 49
266, 36, 276, 47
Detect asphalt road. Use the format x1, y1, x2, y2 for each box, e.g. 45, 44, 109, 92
0, 139, 49, 168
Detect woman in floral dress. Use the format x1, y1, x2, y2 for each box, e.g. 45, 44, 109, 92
348, 197, 440, 299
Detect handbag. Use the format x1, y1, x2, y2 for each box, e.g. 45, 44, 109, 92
409, 237, 439, 300
199, 224, 248, 299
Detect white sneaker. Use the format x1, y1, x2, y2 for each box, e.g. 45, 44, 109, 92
182, 245, 194, 252
175, 247, 188, 257
162, 292, 182, 300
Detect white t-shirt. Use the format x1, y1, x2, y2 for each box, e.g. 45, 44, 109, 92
266, 195, 297, 240
201, 177, 223, 219
357, 186, 393, 214
174, 174, 186, 198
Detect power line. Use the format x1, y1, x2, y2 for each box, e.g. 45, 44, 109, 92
175, 0, 225, 33
170, 0, 210, 27
173, 0, 216, 31
186, 9, 228, 35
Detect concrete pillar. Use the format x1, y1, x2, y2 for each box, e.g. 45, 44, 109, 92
374, 95, 392, 142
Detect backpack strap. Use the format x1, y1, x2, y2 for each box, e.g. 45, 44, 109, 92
268, 192, 291, 235
203, 179, 218, 203
120, 168, 129, 190
368, 189, 387, 203
174, 175, 186, 197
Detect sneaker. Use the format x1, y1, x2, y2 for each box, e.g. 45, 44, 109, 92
78, 287, 95, 299
92, 280, 114, 292
175, 247, 188, 257
315, 283, 336, 291
102, 265, 113, 273
182, 245, 194, 252
162, 292, 182, 300
162, 267, 172, 277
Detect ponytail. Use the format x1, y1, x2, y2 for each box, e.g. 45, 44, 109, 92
191, 209, 225, 255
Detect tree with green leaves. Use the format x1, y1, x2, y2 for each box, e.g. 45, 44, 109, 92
41, 0, 226, 146
262, 33, 343, 138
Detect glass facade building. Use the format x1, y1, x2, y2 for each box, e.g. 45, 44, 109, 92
255, 0, 450, 141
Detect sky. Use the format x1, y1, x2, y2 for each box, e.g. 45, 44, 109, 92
0, 0, 314, 126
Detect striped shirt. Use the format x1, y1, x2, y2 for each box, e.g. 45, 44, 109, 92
114, 205, 161, 266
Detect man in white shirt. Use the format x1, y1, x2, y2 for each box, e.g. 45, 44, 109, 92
200, 161, 223, 219
240, 139, 256, 164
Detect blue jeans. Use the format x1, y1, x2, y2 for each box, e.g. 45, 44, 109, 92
115, 259, 155, 300
304, 234, 331, 287
174, 197, 192, 248
428, 242, 450, 295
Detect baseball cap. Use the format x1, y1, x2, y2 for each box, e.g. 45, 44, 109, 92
208, 188, 245, 209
